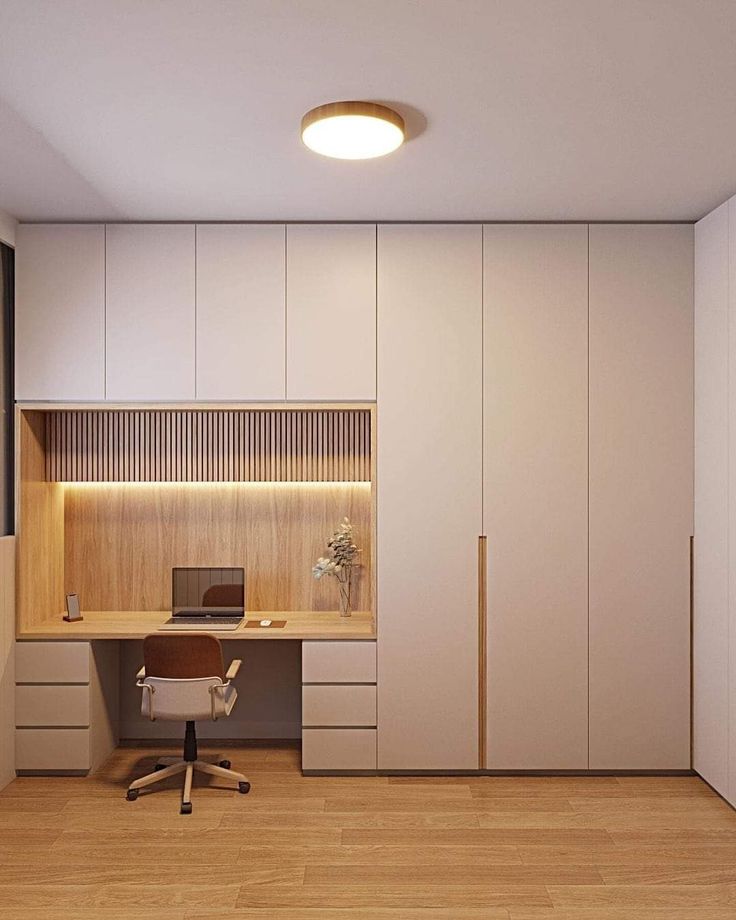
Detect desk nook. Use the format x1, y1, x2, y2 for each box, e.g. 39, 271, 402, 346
14, 405, 377, 774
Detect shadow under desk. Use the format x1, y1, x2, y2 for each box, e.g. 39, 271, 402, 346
15, 611, 377, 776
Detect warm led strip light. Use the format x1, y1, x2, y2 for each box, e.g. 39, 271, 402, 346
301, 101, 405, 160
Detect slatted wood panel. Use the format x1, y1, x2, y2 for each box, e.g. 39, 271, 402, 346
45, 410, 371, 482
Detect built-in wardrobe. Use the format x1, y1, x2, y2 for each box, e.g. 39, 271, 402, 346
15, 220, 694, 772
378, 223, 693, 771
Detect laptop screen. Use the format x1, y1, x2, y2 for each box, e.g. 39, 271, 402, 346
172, 567, 245, 614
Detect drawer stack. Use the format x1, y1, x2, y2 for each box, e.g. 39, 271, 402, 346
301, 640, 377, 772
15, 641, 119, 773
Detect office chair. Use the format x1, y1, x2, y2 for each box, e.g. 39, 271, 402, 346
126, 633, 251, 814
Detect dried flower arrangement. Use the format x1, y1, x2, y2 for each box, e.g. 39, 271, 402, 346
312, 517, 361, 617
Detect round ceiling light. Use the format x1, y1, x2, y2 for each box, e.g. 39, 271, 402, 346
301, 101, 405, 160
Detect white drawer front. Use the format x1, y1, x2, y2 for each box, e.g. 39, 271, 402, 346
302, 641, 376, 683
302, 728, 377, 771
16, 685, 90, 727
302, 684, 376, 727
16, 642, 90, 684
16, 728, 90, 771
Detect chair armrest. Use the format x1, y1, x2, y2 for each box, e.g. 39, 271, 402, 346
136, 666, 145, 681
225, 659, 242, 681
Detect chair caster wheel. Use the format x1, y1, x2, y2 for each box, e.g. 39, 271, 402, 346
238, 781, 250, 794
180, 802, 192, 815
219, 759, 231, 769
125, 789, 139, 802
154, 763, 166, 771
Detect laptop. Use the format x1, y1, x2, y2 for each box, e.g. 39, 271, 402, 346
159, 567, 245, 631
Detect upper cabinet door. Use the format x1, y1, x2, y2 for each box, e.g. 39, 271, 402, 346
286, 225, 376, 400
196, 225, 286, 401
106, 225, 195, 401
484, 224, 589, 770
15, 224, 105, 400
589, 224, 693, 770
377, 224, 482, 770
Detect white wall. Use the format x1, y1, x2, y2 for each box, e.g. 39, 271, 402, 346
0, 209, 16, 248
0, 537, 15, 790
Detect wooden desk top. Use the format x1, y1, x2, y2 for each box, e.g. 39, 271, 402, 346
17, 610, 376, 641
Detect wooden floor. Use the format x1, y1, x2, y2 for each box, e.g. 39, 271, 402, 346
1, 744, 736, 920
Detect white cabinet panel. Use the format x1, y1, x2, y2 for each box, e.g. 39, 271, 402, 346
16, 685, 89, 727
589, 224, 693, 770
302, 685, 376, 727
302, 728, 376, 770
302, 641, 376, 683
15, 224, 105, 400
196, 224, 285, 400
286, 225, 375, 400
694, 202, 730, 798
483, 224, 589, 769
106, 224, 195, 400
16, 641, 90, 684
16, 728, 90, 771
377, 224, 482, 770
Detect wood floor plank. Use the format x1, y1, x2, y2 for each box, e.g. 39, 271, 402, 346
341, 828, 614, 846
509, 910, 736, 920
0, 883, 241, 910
547, 884, 736, 907
234, 884, 553, 909
304, 865, 604, 886
323, 796, 569, 813
222, 812, 482, 829
517, 844, 736, 865
236, 844, 523, 866
186, 910, 511, 920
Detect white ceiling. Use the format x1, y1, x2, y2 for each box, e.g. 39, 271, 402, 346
1, 0, 735, 222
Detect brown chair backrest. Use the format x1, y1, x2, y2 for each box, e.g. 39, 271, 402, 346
143, 633, 225, 680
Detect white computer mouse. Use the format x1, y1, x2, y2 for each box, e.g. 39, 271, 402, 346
259, 619, 272, 627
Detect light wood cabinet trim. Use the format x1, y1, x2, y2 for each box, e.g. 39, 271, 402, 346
478, 535, 487, 770
17, 411, 65, 630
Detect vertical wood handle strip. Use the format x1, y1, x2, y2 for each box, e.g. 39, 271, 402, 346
689, 534, 694, 769
478, 534, 488, 770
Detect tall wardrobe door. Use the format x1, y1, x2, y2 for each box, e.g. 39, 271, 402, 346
377, 224, 482, 770
106, 224, 196, 401
589, 224, 693, 770
484, 224, 589, 769
693, 202, 729, 798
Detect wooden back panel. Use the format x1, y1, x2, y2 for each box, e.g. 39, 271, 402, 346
63, 482, 372, 612
17, 412, 65, 628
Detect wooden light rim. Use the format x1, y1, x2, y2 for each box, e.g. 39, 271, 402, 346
301, 101, 405, 137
